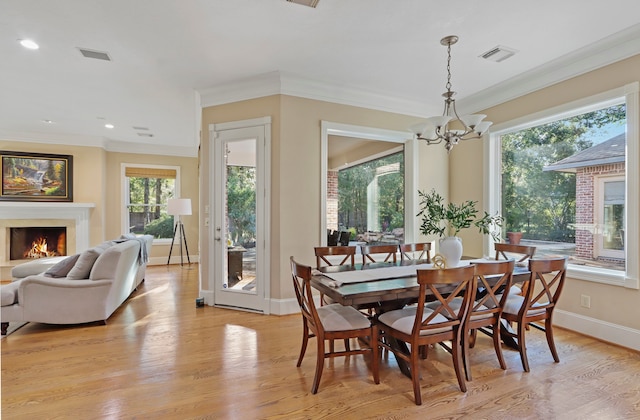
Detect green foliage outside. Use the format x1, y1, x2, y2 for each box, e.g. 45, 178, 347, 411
128, 177, 175, 238
143, 215, 175, 238
338, 152, 404, 234
502, 104, 625, 242
226, 165, 256, 247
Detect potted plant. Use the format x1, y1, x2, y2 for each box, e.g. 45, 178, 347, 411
418, 189, 503, 266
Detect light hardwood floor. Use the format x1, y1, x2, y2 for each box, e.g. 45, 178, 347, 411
2, 264, 640, 419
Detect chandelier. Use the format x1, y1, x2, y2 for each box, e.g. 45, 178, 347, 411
410, 35, 492, 153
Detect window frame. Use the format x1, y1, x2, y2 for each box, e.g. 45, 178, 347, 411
595, 175, 625, 259
121, 163, 181, 244
485, 83, 639, 289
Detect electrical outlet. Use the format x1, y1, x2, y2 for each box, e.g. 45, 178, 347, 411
204, 217, 209, 226
580, 294, 591, 308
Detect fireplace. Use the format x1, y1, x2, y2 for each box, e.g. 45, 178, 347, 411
0, 202, 94, 279
10, 227, 67, 260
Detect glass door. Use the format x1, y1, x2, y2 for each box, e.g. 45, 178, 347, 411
212, 123, 268, 312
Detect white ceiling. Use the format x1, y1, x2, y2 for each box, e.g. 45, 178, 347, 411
2, 0, 639, 157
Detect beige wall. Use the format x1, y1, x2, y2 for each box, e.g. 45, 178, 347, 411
0, 141, 106, 246
0, 140, 199, 263
201, 95, 448, 303
450, 54, 640, 331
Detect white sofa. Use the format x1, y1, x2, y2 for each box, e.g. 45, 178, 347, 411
1, 235, 153, 334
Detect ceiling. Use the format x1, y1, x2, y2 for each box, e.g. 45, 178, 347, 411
2, 0, 639, 158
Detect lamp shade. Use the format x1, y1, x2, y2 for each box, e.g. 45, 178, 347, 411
167, 198, 192, 216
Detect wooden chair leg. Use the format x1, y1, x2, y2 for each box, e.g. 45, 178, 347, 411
545, 318, 560, 363
452, 333, 467, 392
372, 327, 380, 384
462, 330, 472, 382
517, 322, 530, 372
297, 321, 309, 367
493, 322, 507, 370
410, 347, 422, 405
311, 338, 326, 394
468, 328, 478, 348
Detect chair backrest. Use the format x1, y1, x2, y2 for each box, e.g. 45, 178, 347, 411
495, 243, 536, 263
413, 265, 476, 336
520, 257, 568, 316
338, 231, 351, 246
399, 243, 432, 264
472, 260, 515, 317
314, 246, 356, 268
290, 257, 321, 330
360, 244, 398, 265
327, 229, 340, 246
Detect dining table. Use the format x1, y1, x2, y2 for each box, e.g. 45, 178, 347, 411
311, 259, 530, 377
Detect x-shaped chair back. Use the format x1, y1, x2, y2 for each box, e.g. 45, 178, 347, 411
472, 260, 515, 317
314, 246, 356, 268
414, 265, 477, 335
399, 243, 432, 264
521, 257, 568, 316
495, 243, 536, 263
360, 244, 398, 265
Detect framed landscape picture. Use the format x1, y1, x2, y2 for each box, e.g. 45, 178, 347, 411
0, 151, 73, 202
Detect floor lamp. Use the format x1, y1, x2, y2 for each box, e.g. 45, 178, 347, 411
167, 198, 192, 266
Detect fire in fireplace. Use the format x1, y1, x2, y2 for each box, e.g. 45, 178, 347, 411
10, 227, 67, 260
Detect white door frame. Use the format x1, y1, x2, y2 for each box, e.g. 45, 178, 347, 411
209, 117, 271, 313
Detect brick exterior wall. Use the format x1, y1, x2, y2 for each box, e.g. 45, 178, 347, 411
575, 162, 625, 258
327, 171, 338, 231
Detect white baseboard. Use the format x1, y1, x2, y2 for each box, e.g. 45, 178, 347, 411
554, 309, 640, 351
269, 298, 301, 315
148, 255, 199, 266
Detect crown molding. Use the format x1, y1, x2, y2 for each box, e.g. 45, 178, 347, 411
200, 24, 640, 119
457, 23, 640, 114
0, 130, 108, 148
0, 131, 198, 158
104, 140, 198, 157
199, 71, 435, 117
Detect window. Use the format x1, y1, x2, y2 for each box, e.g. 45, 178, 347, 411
337, 151, 404, 242
122, 164, 180, 240
487, 83, 639, 288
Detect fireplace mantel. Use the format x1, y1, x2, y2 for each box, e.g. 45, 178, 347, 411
1, 203, 95, 278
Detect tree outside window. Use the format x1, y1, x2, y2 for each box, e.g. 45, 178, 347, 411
125, 166, 177, 239
500, 103, 626, 270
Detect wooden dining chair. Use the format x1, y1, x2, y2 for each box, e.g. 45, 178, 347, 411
399, 243, 432, 264
314, 246, 356, 269
360, 244, 398, 266
463, 260, 515, 381
375, 265, 476, 405
500, 257, 568, 372
290, 257, 379, 394
494, 243, 536, 263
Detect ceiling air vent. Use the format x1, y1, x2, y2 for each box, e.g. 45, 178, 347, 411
286, 0, 319, 8
479, 45, 518, 63
77, 48, 112, 61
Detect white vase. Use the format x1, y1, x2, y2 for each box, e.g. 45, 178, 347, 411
438, 236, 463, 267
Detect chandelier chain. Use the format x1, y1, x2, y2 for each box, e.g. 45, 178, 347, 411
446, 42, 452, 93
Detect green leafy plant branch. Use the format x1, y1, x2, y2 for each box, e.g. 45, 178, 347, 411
418, 189, 503, 241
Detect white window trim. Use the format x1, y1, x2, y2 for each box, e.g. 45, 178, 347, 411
595, 175, 625, 259
485, 82, 639, 289
121, 163, 181, 243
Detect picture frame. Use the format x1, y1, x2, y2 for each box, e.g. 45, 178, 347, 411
0, 151, 73, 202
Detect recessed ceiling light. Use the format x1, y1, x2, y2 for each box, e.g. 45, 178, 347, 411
105, 123, 115, 129
19, 39, 39, 50
42, 119, 54, 124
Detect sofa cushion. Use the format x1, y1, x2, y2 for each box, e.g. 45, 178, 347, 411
1, 281, 21, 306
44, 254, 80, 278
66, 242, 113, 280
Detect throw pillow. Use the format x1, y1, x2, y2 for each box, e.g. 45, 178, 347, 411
120, 233, 137, 240
44, 254, 81, 278
66, 248, 104, 280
